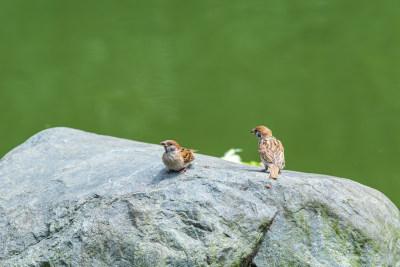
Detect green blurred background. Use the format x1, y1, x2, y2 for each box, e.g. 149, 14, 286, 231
0, 1, 399, 207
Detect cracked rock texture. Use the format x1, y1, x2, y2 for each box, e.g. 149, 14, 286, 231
0, 127, 399, 266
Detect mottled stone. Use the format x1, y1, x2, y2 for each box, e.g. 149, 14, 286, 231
0, 128, 398, 266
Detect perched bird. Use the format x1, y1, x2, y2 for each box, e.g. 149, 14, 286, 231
250, 126, 285, 179
161, 140, 197, 174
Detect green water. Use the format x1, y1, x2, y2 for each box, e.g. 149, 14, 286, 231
1, 1, 399, 207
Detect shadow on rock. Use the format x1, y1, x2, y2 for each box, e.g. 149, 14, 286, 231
151, 164, 197, 184
152, 169, 182, 184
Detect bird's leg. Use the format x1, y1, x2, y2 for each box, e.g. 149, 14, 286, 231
179, 168, 187, 174
278, 169, 282, 174
166, 169, 173, 174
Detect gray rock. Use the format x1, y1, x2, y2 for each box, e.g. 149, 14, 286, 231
0, 128, 398, 267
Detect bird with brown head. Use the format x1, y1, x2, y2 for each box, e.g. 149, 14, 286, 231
161, 140, 197, 174
250, 126, 285, 179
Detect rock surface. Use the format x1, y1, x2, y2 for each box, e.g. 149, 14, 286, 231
0, 128, 399, 266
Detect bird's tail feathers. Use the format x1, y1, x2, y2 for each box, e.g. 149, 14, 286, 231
269, 165, 279, 179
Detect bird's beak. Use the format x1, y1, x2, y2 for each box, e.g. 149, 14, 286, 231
250, 129, 255, 134
160, 142, 166, 146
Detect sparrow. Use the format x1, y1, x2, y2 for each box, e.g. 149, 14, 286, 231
250, 126, 285, 179
160, 140, 197, 174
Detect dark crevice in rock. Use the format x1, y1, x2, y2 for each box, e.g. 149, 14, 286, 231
37, 261, 51, 267
241, 211, 278, 267
181, 218, 213, 232
125, 200, 145, 229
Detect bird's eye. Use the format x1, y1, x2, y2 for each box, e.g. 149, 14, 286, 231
168, 143, 173, 146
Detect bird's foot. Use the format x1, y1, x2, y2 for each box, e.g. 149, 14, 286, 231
166, 169, 173, 174
179, 168, 187, 174
278, 170, 282, 174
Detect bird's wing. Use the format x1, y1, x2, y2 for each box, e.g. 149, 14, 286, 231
259, 137, 285, 168
180, 148, 196, 163
259, 139, 273, 163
